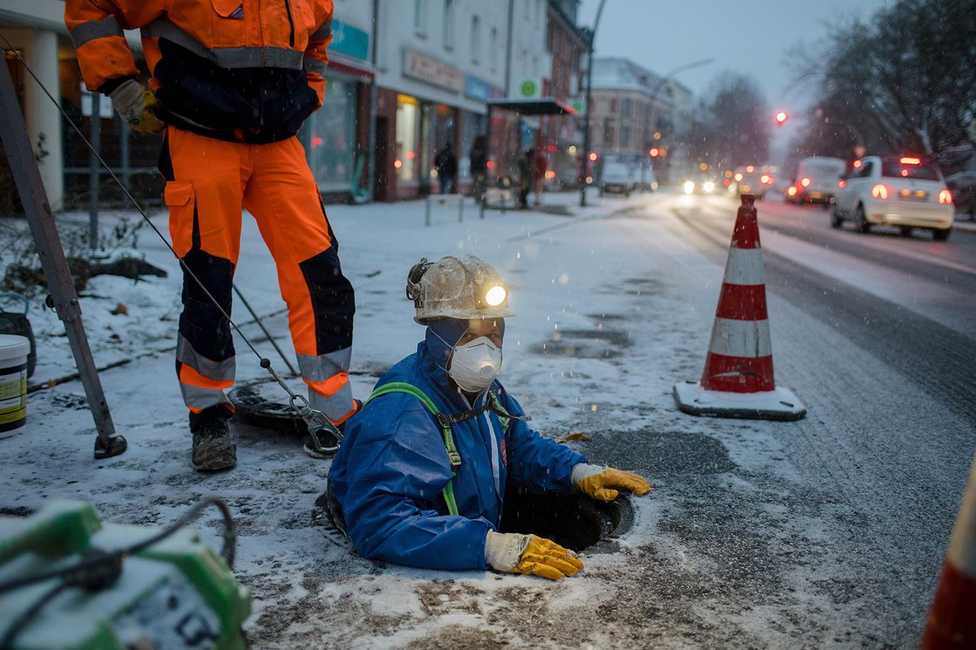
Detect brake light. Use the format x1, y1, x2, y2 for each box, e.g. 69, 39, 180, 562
760, 174, 771, 184
787, 186, 798, 197
800, 177, 811, 187
838, 179, 846, 189
853, 160, 863, 169
939, 189, 953, 205
872, 184, 888, 200
900, 156, 921, 165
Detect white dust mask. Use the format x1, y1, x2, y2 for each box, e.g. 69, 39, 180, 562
448, 336, 503, 392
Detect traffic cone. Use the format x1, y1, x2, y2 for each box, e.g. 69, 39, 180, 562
922, 454, 976, 649
673, 194, 806, 421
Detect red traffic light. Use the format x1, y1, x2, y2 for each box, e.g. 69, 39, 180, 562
774, 111, 789, 126
649, 147, 660, 158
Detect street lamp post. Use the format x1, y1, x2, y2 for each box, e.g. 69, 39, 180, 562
579, 0, 607, 208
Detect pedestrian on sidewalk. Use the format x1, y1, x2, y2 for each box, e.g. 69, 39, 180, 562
326, 256, 651, 580
532, 149, 548, 207
469, 135, 488, 202
434, 143, 458, 194
517, 149, 533, 209
66, 0, 358, 472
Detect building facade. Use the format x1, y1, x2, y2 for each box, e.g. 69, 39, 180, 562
542, 0, 586, 186
373, 0, 509, 200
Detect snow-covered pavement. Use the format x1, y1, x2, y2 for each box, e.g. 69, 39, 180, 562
2, 190, 970, 647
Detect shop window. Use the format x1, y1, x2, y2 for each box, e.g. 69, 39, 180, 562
460, 112, 485, 180
396, 94, 420, 183
301, 77, 357, 193
620, 126, 630, 149
470, 15, 481, 64
443, 0, 455, 50
603, 118, 614, 147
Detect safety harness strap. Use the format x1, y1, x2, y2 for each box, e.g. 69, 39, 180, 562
365, 382, 461, 516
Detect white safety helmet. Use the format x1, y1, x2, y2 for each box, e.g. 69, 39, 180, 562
406, 256, 513, 324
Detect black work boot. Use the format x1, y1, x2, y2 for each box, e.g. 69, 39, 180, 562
190, 404, 236, 472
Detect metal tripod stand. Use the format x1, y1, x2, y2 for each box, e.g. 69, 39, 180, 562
0, 51, 126, 459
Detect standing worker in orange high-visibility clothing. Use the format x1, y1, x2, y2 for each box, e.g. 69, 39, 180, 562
65, 0, 358, 471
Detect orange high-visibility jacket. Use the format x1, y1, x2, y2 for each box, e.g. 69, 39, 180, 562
65, 0, 334, 142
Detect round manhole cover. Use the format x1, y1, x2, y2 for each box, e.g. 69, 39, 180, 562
228, 376, 309, 435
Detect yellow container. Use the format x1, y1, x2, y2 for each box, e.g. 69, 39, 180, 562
0, 334, 29, 436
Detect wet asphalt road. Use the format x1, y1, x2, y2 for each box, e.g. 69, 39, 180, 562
558, 192, 976, 647
672, 194, 976, 424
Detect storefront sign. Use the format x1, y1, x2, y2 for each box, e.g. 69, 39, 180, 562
331, 19, 370, 61
403, 48, 463, 93
518, 78, 544, 99
464, 75, 504, 102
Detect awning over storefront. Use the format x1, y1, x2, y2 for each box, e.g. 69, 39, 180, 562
486, 98, 576, 116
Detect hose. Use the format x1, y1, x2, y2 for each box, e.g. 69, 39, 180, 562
0, 497, 236, 647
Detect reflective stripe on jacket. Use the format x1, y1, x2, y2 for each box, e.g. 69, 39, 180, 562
327, 342, 586, 571
65, 0, 333, 141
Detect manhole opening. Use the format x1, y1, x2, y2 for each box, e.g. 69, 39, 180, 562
498, 488, 633, 552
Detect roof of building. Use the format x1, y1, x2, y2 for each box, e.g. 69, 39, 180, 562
590, 57, 693, 105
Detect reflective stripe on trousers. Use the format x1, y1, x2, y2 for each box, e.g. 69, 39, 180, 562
301, 349, 353, 421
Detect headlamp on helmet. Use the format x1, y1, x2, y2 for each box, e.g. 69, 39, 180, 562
483, 285, 507, 308
406, 255, 514, 323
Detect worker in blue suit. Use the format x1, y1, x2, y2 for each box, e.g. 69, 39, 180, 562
327, 256, 651, 580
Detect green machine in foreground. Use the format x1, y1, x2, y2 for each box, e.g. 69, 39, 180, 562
0, 499, 251, 649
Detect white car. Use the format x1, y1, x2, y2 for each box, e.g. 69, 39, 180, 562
787, 157, 845, 207
600, 162, 636, 197
832, 155, 954, 240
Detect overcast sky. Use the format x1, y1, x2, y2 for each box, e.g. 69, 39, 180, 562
579, 0, 891, 108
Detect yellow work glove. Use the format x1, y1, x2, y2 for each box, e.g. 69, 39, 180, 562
109, 79, 165, 134
572, 463, 652, 502
485, 531, 583, 581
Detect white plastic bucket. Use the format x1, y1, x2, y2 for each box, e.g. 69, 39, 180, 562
0, 334, 29, 436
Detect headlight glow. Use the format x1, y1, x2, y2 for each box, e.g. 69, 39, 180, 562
484, 285, 507, 307
703, 181, 716, 193
683, 180, 696, 194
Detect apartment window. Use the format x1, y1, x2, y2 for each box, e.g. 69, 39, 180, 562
414, 0, 427, 35
470, 15, 481, 64
620, 126, 630, 149
622, 98, 632, 117
489, 27, 498, 71
443, 0, 455, 50
603, 118, 614, 146
609, 98, 618, 113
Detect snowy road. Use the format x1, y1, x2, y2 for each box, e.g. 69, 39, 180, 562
4, 191, 974, 648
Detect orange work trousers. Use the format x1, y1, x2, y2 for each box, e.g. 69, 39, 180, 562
161, 127, 355, 424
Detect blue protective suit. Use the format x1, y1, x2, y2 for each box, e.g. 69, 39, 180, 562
328, 330, 586, 571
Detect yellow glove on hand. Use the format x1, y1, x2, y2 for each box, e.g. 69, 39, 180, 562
110, 79, 165, 134
485, 531, 583, 581
572, 464, 652, 502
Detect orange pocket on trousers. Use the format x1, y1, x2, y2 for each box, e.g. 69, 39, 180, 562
164, 181, 196, 258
